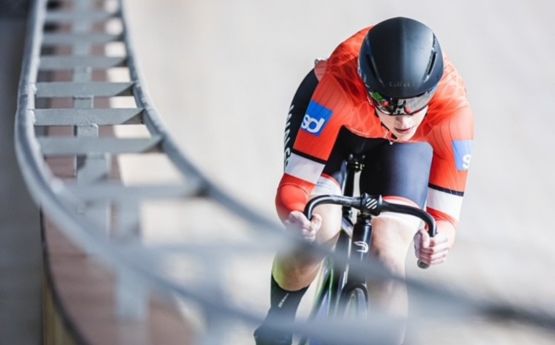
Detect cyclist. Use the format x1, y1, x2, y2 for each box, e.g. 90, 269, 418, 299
255, 17, 474, 345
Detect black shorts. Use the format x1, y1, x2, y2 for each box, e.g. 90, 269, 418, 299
284, 69, 433, 208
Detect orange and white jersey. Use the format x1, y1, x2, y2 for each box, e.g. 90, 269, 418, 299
276, 27, 475, 226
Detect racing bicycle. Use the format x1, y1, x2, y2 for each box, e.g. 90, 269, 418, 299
298, 155, 436, 345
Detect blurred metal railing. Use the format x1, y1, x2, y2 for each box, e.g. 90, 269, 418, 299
15, 0, 286, 340
13, 0, 555, 344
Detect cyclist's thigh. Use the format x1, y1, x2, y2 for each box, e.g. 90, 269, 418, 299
310, 176, 343, 245
360, 141, 433, 208
361, 142, 433, 250
284, 69, 318, 169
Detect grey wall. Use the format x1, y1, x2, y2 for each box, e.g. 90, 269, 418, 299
0, 16, 42, 344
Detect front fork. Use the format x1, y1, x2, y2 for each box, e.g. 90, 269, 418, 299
310, 215, 373, 319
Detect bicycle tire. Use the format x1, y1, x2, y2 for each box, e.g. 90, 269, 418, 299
299, 231, 352, 345
340, 287, 368, 319
301, 287, 368, 345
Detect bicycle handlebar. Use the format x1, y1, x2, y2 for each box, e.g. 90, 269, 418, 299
303, 193, 436, 269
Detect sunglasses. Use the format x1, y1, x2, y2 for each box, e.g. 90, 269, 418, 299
369, 87, 437, 115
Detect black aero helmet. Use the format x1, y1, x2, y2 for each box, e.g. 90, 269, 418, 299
358, 17, 444, 115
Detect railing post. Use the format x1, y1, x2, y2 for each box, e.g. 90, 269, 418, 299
73, 0, 112, 234
116, 265, 148, 320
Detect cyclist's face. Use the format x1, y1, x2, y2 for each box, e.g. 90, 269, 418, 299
376, 106, 428, 141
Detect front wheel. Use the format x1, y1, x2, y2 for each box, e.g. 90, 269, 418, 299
339, 286, 368, 319
299, 287, 368, 345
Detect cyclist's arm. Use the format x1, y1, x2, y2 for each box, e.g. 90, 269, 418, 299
419, 67, 474, 264
276, 75, 348, 221
418, 113, 473, 266
276, 177, 314, 221
426, 59, 474, 231
426, 109, 474, 229
437, 219, 456, 248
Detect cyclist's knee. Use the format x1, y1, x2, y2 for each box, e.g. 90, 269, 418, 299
274, 205, 339, 270
310, 175, 343, 244
272, 255, 321, 290
370, 212, 420, 274
272, 205, 340, 290
313, 203, 342, 244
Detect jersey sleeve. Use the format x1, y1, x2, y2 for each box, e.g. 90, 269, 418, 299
426, 105, 474, 225
275, 74, 349, 220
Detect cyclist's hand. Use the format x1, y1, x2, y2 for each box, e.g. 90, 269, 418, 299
414, 229, 450, 266
284, 211, 322, 242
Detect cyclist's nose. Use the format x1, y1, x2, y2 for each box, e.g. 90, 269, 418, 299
395, 115, 412, 127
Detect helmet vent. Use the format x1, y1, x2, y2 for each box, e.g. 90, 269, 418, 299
366, 54, 385, 86
424, 38, 438, 81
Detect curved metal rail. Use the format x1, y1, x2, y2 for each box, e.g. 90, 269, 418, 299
13, 0, 555, 343
15, 0, 288, 341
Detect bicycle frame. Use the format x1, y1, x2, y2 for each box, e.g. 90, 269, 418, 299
299, 155, 436, 344
300, 155, 371, 344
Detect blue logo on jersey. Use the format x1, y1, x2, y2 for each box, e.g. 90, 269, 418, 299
300, 101, 333, 136
452, 140, 472, 171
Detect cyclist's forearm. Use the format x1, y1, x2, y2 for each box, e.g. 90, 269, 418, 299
436, 220, 456, 248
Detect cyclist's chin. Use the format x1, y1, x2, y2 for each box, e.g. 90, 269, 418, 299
392, 128, 416, 142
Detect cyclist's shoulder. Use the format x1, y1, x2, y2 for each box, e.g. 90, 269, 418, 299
326, 27, 370, 76
423, 106, 474, 145
437, 57, 469, 94
425, 57, 474, 128
314, 28, 372, 110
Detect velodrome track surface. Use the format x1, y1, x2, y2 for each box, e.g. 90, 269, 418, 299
123, 1, 555, 344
